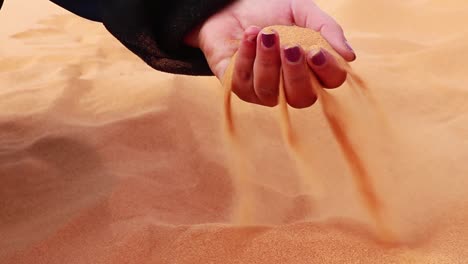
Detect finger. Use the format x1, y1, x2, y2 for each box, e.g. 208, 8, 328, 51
319, 20, 356, 62
292, 0, 356, 61
253, 29, 281, 106
307, 48, 347, 89
232, 26, 262, 104
281, 45, 317, 108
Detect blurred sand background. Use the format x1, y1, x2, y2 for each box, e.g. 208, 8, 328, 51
1, 0, 468, 263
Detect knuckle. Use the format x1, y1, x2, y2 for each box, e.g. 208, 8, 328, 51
324, 17, 344, 33
287, 72, 310, 85
256, 86, 278, 98
258, 58, 276, 68
257, 54, 280, 68
234, 69, 252, 82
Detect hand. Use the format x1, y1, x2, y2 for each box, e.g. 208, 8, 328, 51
185, 0, 356, 108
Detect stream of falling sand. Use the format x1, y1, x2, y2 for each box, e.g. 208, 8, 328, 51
222, 25, 395, 242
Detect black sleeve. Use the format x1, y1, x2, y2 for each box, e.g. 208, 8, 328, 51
100, 0, 235, 76
51, 0, 234, 75
51, 0, 103, 22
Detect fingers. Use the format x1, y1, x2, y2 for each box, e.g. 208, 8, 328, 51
231, 27, 347, 109
307, 48, 347, 89
281, 45, 317, 108
292, 0, 356, 61
232, 28, 282, 107
319, 21, 356, 62
253, 30, 281, 106
232, 26, 261, 104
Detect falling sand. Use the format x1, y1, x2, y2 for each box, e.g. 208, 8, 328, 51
223, 25, 394, 241
3, 0, 468, 263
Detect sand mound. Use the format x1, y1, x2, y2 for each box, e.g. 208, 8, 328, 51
1, 0, 468, 263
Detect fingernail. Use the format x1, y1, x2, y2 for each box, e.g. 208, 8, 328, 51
345, 41, 356, 60
284, 46, 301, 63
261, 32, 276, 48
344, 41, 354, 52
310, 49, 326, 66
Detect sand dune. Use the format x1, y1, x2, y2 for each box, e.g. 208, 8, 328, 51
1, 0, 468, 263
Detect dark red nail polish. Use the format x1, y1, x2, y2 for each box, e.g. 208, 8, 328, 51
261, 32, 275, 48
345, 41, 354, 52
345, 41, 356, 60
285, 46, 301, 63
311, 50, 326, 66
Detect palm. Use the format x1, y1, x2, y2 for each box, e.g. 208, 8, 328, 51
197, 0, 294, 78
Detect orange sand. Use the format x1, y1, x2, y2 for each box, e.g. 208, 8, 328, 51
224, 25, 392, 241
2, 0, 468, 263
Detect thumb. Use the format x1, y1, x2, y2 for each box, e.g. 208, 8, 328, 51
292, 0, 356, 61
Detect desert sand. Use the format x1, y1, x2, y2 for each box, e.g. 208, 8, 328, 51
1, 0, 468, 263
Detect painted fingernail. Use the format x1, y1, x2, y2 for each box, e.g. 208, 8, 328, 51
345, 41, 356, 59
344, 41, 354, 52
284, 46, 301, 63
311, 49, 326, 66
261, 32, 276, 48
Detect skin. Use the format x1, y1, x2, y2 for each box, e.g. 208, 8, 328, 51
186, 0, 355, 108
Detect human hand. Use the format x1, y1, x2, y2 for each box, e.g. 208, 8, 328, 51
185, 0, 356, 108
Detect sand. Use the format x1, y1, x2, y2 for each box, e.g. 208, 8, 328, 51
224, 25, 393, 241
1, 0, 468, 263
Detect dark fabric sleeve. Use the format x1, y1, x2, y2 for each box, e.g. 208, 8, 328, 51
51, 0, 103, 22
100, 0, 235, 76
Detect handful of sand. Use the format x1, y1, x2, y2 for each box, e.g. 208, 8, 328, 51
223, 25, 339, 87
